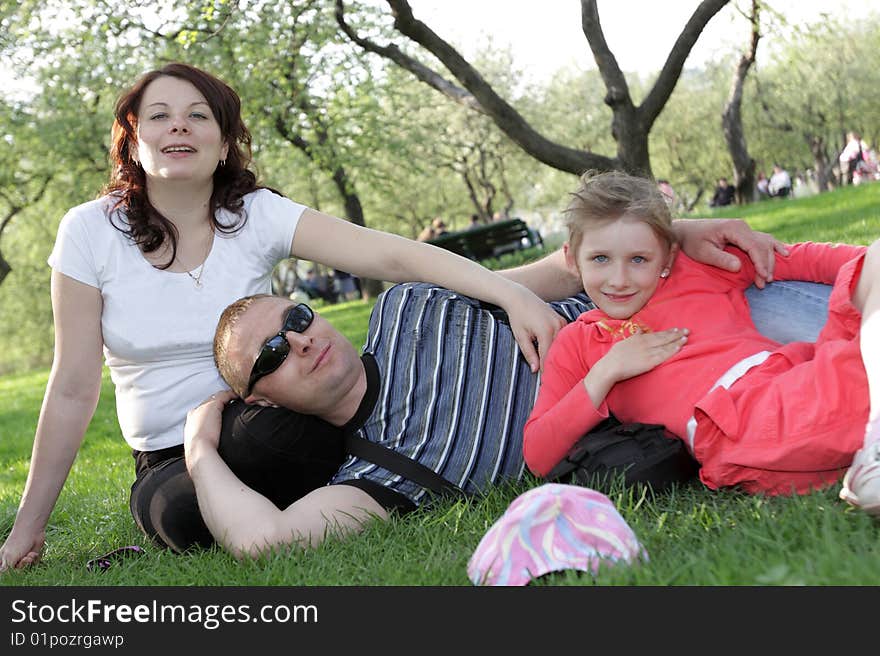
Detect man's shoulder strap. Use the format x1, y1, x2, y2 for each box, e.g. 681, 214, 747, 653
344, 434, 464, 499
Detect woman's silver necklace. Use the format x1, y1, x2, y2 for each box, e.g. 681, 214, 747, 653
186, 262, 206, 288
181, 231, 212, 288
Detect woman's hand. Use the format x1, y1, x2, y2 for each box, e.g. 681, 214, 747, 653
503, 285, 568, 373
0, 528, 46, 573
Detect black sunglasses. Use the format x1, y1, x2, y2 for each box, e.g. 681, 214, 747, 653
245, 303, 314, 396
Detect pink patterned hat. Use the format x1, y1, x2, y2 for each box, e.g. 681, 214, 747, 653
467, 483, 647, 586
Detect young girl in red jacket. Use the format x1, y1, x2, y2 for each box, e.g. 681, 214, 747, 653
524, 170, 880, 516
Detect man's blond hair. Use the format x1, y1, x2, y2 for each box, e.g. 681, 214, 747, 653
564, 170, 676, 257
214, 293, 274, 398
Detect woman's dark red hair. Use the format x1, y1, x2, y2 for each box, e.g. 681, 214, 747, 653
103, 62, 271, 267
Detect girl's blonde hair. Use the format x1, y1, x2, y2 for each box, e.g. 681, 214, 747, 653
564, 170, 676, 256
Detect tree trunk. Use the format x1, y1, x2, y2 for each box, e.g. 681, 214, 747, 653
274, 114, 382, 298
807, 135, 831, 193
330, 166, 382, 298
721, 0, 759, 204
0, 252, 10, 287
0, 210, 15, 287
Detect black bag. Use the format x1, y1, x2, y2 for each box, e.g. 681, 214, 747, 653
546, 415, 699, 493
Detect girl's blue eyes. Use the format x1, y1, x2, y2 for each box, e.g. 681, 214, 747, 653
591, 255, 647, 264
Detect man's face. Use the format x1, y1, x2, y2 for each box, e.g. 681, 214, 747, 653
231, 298, 363, 417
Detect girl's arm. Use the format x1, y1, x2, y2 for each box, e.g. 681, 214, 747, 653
771, 242, 867, 284
291, 209, 566, 372
0, 272, 104, 572
524, 326, 688, 476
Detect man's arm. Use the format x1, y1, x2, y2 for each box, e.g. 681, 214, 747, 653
496, 249, 584, 301
499, 218, 788, 300
184, 391, 387, 559
674, 218, 788, 288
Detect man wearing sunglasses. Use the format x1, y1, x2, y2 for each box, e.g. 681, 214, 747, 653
185, 282, 591, 555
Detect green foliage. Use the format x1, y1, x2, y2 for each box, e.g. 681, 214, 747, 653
650, 61, 733, 205
693, 180, 880, 245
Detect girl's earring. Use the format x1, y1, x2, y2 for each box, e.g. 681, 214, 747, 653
660, 268, 670, 278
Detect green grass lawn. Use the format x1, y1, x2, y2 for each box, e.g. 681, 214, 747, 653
2, 184, 880, 586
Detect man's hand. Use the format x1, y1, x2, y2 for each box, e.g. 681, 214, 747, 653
184, 390, 237, 468
676, 218, 789, 288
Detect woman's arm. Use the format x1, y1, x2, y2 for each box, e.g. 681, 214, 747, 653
185, 392, 386, 558
0, 272, 104, 572
291, 209, 566, 372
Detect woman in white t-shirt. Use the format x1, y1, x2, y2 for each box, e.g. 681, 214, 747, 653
0, 62, 572, 569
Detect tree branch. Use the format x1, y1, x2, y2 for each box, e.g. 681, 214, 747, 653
337, 0, 611, 174
580, 0, 632, 114
0, 173, 52, 287
335, 0, 483, 112
639, 0, 730, 127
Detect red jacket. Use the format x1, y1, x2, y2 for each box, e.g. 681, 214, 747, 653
524, 242, 866, 476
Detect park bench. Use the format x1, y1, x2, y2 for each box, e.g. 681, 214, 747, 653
426, 218, 544, 261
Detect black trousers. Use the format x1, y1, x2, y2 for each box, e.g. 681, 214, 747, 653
128, 400, 346, 553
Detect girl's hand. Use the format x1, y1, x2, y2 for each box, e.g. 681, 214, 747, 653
600, 327, 689, 382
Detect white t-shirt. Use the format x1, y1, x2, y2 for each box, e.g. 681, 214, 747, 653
840, 138, 868, 164
48, 188, 303, 451
768, 170, 791, 194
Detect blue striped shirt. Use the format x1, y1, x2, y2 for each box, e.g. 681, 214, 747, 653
329, 283, 592, 507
